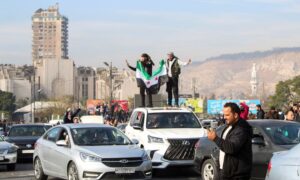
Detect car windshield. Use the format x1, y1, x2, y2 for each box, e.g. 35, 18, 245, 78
146, 112, 201, 129
262, 123, 300, 145
71, 127, 132, 146
9, 126, 46, 137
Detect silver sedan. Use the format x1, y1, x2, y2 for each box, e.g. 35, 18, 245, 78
33, 124, 152, 180
0, 135, 18, 171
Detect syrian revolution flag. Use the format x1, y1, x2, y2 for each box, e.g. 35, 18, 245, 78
136, 60, 168, 94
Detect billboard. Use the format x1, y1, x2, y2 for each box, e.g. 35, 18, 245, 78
207, 99, 261, 115
169, 98, 204, 113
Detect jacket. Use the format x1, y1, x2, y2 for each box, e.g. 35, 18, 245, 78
167, 57, 181, 77
240, 103, 249, 120
256, 109, 265, 119
214, 119, 253, 179
63, 108, 81, 124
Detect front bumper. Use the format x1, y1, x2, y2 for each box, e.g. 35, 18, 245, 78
0, 152, 17, 165
76, 160, 152, 180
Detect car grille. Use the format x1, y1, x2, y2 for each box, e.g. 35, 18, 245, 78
164, 139, 198, 160
101, 157, 143, 167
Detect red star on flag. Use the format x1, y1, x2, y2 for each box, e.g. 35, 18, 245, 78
155, 76, 158, 80
147, 81, 150, 85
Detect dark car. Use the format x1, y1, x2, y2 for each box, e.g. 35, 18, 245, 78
194, 120, 300, 180
5, 124, 51, 160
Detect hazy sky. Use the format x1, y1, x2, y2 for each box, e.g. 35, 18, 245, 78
1, 0, 300, 67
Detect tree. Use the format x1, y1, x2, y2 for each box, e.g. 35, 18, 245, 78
0, 90, 16, 117
269, 76, 300, 109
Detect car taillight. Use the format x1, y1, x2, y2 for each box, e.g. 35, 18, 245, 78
267, 161, 272, 176
195, 140, 200, 149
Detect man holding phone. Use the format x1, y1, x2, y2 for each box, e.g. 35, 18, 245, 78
207, 102, 253, 180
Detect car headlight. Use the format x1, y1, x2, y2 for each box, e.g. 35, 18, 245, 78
80, 152, 102, 162
148, 135, 164, 143
7, 145, 18, 154
142, 152, 150, 161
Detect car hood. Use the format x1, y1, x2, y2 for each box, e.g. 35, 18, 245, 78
147, 128, 205, 139
0, 141, 13, 149
76, 145, 145, 158
6, 136, 40, 145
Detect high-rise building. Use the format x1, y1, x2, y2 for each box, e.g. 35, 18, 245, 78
32, 4, 75, 99
32, 3, 68, 64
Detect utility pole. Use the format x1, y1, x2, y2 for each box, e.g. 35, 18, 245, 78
104, 61, 113, 115
192, 78, 196, 99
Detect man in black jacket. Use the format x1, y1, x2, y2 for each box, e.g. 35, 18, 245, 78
208, 102, 253, 180
256, 104, 265, 119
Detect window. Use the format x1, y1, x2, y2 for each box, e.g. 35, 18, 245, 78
130, 111, 145, 127
44, 127, 60, 142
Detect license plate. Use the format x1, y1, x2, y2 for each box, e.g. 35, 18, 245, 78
0, 156, 4, 161
22, 150, 34, 154
115, 168, 135, 174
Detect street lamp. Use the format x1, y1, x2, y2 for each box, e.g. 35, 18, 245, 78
103, 61, 113, 115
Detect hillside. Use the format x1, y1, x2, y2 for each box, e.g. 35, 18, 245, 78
180, 48, 300, 99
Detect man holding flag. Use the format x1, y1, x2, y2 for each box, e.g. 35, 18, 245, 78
166, 52, 191, 107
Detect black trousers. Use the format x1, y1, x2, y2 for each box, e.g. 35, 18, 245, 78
140, 86, 153, 107
167, 76, 179, 106
220, 170, 250, 180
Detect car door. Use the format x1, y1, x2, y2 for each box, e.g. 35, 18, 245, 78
251, 126, 273, 180
40, 127, 61, 175
51, 128, 72, 178
126, 111, 145, 144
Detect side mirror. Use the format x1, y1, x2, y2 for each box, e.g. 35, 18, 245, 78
131, 139, 139, 145
252, 137, 265, 146
56, 140, 68, 147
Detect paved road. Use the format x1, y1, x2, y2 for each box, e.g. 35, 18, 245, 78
0, 161, 201, 180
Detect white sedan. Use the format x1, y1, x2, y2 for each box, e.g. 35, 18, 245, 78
266, 143, 300, 180
0, 135, 18, 171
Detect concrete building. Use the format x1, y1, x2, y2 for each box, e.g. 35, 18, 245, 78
32, 4, 75, 99
76, 66, 96, 101
0, 64, 31, 100
32, 3, 68, 64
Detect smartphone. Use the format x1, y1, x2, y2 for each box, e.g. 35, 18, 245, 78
210, 121, 218, 131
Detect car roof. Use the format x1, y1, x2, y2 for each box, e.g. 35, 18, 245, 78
248, 119, 300, 126
59, 123, 113, 129
11, 123, 49, 127
134, 107, 192, 113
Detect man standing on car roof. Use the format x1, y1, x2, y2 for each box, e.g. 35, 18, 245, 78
207, 102, 253, 180
166, 52, 191, 107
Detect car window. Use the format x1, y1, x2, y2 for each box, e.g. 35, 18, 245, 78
262, 123, 300, 145
71, 127, 132, 146
44, 127, 61, 142
146, 112, 201, 129
9, 126, 46, 137
130, 111, 144, 127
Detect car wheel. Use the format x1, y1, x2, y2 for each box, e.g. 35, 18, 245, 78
7, 164, 16, 171
201, 159, 219, 180
68, 162, 79, 180
34, 158, 48, 180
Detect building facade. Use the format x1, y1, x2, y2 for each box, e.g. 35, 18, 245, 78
76, 66, 96, 101
0, 64, 31, 100
32, 3, 68, 64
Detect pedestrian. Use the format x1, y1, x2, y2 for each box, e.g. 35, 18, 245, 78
73, 117, 80, 123
126, 53, 155, 107
239, 102, 249, 120
285, 110, 295, 121
166, 52, 191, 107
256, 104, 265, 119
266, 106, 279, 119
207, 102, 253, 180
277, 109, 285, 120
63, 107, 81, 124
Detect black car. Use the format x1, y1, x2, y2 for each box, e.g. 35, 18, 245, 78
194, 120, 300, 180
5, 124, 51, 160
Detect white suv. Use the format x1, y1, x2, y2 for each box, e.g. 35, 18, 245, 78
126, 107, 206, 169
